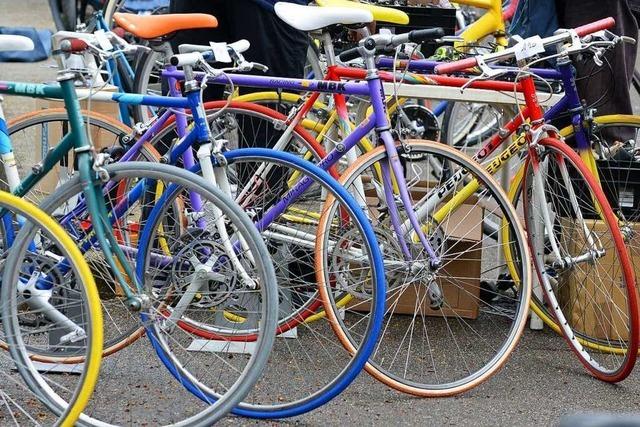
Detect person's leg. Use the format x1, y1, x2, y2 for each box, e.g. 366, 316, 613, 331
225, 0, 309, 80
557, 0, 638, 118
169, 0, 229, 100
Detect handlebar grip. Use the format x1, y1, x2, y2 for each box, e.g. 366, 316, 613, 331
60, 38, 89, 53
434, 56, 478, 74
574, 17, 616, 37
408, 28, 445, 43
169, 52, 202, 67
338, 47, 361, 62
178, 44, 213, 54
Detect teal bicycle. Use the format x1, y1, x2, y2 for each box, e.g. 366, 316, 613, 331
0, 69, 282, 425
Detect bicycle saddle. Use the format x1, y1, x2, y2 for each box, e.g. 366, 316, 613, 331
274, 2, 373, 32
0, 35, 34, 52
113, 13, 218, 40
315, 0, 409, 25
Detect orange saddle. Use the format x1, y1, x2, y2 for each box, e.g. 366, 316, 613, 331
113, 13, 218, 39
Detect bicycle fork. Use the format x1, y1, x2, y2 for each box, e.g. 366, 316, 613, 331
528, 141, 604, 273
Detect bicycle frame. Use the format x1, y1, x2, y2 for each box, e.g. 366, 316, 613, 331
455, 0, 508, 49
157, 67, 443, 266
0, 75, 140, 301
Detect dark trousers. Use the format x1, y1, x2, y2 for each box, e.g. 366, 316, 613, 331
169, 0, 308, 91
168, 0, 309, 184
556, 0, 638, 119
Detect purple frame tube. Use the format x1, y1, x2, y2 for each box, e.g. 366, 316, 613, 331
161, 70, 372, 96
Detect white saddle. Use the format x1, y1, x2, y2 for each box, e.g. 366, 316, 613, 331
0, 35, 34, 52
274, 2, 373, 32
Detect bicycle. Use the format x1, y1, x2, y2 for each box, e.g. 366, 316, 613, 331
0, 67, 282, 424
153, 2, 532, 400
2, 27, 391, 421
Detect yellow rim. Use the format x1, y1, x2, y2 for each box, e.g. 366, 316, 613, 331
0, 192, 103, 426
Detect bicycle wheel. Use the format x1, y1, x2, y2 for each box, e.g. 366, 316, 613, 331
36, 161, 278, 425
509, 115, 640, 352
0, 191, 102, 426
522, 137, 638, 382
5, 108, 163, 358
138, 148, 385, 417
317, 139, 532, 396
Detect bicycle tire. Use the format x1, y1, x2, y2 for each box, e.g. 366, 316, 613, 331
37, 161, 278, 425
138, 148, 385, 418
508, 115, 640, 354
523, 137, 638, 382
316, 139, 532, 396
1, 191, 103, 426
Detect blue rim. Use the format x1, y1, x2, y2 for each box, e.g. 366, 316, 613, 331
135, 148, 385, 419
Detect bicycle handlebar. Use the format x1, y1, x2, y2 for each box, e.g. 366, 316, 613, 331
178, 39, 250, 55
60, 38, 89, 53
338, 27, 444, 62
575, 17, 615, 37
171, 39, 252, 66
338, 47, 360, 62
434, 17, 616, 74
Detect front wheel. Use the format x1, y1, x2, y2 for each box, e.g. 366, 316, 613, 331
522, 137, 638, 382
145, 149, 386, 418
39, 162, 279, 425
1, 191, 103, 425
317, 139, 532, 396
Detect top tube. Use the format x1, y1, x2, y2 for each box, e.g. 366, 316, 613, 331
161, 70, 372, 97
0, 81, 64, 99
376, 57, 563, 80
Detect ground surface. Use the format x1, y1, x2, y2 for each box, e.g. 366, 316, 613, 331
2, 1, 640, 426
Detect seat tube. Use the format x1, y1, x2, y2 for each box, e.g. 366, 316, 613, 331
558, 58, 592, 152
366, 61, 440, 265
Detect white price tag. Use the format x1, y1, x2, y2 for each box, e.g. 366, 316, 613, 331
94, 29, 114, 52
209, 42, 232, 63
514, 35, 545, 61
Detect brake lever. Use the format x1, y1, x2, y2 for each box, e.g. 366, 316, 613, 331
592, 47, 605, 66
621, 35, 637, 45
460, 57, 503, 91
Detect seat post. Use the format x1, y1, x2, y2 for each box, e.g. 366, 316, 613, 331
322, 31, 337, 67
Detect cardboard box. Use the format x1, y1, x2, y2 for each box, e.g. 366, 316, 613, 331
348, 183, 483, 319
557, 218, 639, 341
33, 86, 120, 195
